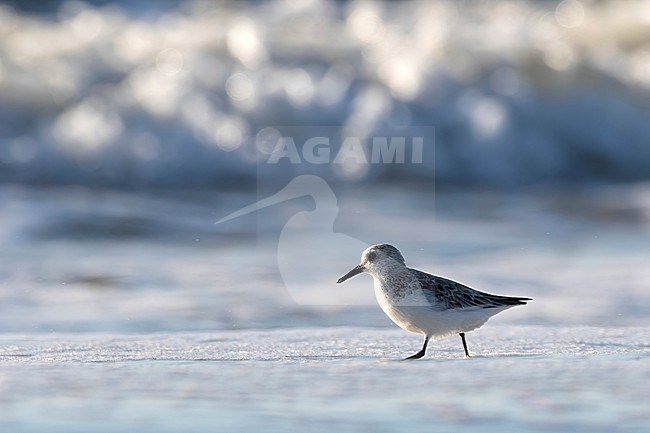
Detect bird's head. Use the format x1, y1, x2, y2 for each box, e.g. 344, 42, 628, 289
336, 244, 406, 283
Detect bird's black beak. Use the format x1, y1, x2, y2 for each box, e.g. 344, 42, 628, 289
336, 264, 364, 284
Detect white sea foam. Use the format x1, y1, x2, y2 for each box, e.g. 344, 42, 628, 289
0, 1, 649, 187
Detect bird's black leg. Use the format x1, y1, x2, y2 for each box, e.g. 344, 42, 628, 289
459, 332, 470, 358
403, 335, 430, 360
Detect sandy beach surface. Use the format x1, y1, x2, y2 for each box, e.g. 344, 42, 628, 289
1, 326, 648, 433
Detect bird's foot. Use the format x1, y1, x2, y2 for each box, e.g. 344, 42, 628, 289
402, 351, 426, 361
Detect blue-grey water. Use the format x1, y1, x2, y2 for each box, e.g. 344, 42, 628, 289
2, 0, 650, 431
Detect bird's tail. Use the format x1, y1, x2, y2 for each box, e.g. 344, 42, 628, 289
488, 295, 532, 307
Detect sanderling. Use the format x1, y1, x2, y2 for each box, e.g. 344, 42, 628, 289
337, 244, 531, 359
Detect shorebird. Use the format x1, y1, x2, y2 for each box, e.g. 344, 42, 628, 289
337, 244, 531, 359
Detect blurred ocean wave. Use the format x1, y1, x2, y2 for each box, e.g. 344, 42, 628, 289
1, 0, 650, 188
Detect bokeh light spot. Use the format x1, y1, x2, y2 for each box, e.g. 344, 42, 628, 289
156, 48, 184, 76
226, 72, 254, 101
555, 0, 585, 29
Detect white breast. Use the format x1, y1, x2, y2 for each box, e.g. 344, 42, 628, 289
372, 275, 432, 334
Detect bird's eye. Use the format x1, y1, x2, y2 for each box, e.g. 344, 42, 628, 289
367, 251, 377, 261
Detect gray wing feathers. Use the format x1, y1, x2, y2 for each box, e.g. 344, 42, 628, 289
411, 269, 532, 310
